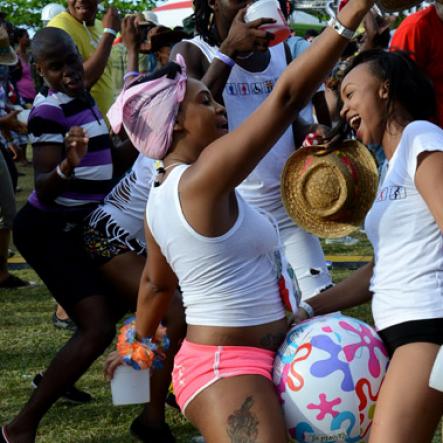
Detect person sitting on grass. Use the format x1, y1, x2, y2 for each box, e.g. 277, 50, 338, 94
1, 27, 139, 443
103, 0, 375, 440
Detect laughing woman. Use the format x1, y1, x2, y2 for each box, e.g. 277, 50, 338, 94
299, 49, 443, 443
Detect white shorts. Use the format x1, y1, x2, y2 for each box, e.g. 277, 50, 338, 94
276, 207, 332, 300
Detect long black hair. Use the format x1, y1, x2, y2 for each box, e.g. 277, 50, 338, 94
344, 49, 437, 123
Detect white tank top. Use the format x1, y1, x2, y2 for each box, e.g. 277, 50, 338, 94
146, 164, 286, 327
186, 36, 295, 214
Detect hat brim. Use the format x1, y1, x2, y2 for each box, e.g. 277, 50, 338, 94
281, 140, 379, 238
375, 0, 422, 12
0, 47, 18, 66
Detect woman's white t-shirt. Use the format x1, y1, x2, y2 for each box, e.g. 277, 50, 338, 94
365, 120, 443, 331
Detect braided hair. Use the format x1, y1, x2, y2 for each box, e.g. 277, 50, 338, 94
193, 0, 218, 46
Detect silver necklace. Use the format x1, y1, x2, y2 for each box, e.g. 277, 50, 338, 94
236, 51, 254, 60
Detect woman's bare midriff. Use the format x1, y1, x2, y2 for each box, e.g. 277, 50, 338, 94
186, 318, 288, 352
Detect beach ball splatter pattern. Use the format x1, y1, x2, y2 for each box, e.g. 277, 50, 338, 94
273, 313, 389, 443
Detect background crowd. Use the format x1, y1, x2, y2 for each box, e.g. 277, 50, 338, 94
0, 0, 442, 442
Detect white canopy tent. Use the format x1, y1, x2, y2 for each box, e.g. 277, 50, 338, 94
290, 10, 326, 25
153, 0, 327, 28
153, 0, 194, 28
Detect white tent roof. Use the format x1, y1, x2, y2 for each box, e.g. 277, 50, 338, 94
290, 10, 326, 25
153, 0, 326, 28
153, 0, 193, 28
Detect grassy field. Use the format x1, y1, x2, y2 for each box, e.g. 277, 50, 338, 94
1, 162, 441, 442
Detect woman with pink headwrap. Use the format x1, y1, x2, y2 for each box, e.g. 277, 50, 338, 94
104, 0, 374, 439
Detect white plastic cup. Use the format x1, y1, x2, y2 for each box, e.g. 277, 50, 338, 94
429, 345, 443, 392
244, 0, 291, 46
110, 365, 150, 406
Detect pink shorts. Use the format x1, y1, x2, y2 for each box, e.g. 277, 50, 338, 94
172, 339, 275, 413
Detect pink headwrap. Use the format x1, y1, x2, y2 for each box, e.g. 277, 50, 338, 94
107, 54, 187, 159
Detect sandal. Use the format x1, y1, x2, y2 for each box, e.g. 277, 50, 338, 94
130, 417, 176, 443
51, 312, 77, 332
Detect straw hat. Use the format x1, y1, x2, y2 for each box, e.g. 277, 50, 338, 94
375, 0, 422, 12
281, 140, 379, 238
0, 26, 17, 66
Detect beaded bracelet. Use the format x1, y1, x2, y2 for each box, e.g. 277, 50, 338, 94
117, 317, 170, 370
214, 50, 235, 68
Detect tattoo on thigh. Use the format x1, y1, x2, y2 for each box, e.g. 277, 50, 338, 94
226, 396, 259, 442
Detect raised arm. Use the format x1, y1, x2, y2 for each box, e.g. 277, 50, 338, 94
82, 8, 120, 90
191, 0, 374, 196
135, 221, 178, 339
171, 9, 274, 102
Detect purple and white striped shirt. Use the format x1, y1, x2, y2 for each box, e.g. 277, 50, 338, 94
27, 89, 114, 213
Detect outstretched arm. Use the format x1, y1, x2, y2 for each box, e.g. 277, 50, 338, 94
135, 220, 179, 339
188, 0, 374, 197
299, 261, 374, 320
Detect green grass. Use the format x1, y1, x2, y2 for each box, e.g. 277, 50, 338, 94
1, 162, 441, 442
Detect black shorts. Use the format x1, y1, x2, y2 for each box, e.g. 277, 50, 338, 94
378, 318, 443, 357
13, 203, 105, 312
83, 212, 146, 266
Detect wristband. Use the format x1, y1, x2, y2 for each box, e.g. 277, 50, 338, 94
103, 27, 118, 37
299, 301, 315, 319
214, 50, 235, 68
327, 18, 354, 41
56, 164, 73, 180
123, 71, 139, 82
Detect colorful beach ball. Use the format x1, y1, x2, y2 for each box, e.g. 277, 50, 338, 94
273, 312, 389, 443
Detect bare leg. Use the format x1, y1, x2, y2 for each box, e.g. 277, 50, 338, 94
186, 375, 288, 443
369, 342, 443, 443
4, 295, 121, 443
